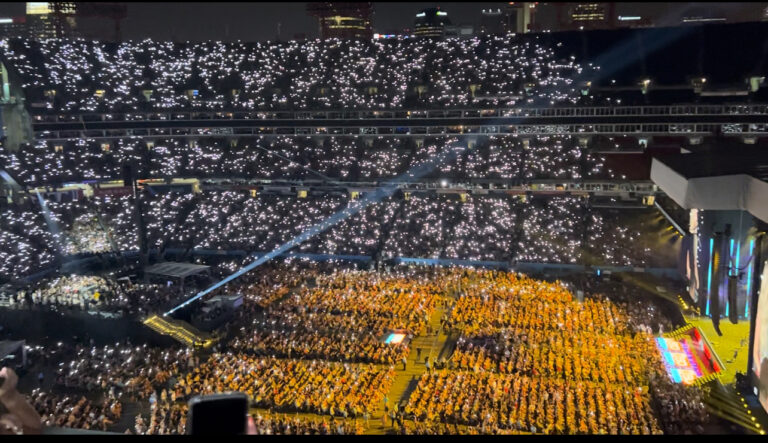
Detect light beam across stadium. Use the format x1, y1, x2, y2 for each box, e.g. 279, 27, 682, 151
0, 170, 20, 187
251, 144, 336, 183
706, 237, 713, 317
164, 6, 702, 317
746, 238, 754, 317
34, 189, 65, 256
165, 139, 469, 316
727, 238, 735, 316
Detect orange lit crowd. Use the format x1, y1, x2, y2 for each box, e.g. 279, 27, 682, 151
450, 330, 654, 384
230, 329, 409, 365
170, 354, 394, 417
405, 371, 661, 434
227, 268, 450, 364
403, 269, 699, 435
14, 265, 711, 435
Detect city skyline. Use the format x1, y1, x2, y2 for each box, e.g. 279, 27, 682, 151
0, 2, 765, 41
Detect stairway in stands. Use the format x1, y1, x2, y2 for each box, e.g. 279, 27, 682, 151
366, 293, 454, 435
159, 195, 200, 258
374, 199, 405, 259
143, 315, 217, 348
109, 400, 147, 434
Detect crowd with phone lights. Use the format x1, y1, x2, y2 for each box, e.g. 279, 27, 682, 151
0, 263, 712, 435
0, 27, 720, 435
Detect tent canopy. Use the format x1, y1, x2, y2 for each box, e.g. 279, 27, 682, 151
143, 262, 211, 280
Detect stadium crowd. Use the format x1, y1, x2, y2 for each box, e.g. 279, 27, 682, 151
0, 136, 611, 187
0, 191, 658, 285
0, 26, 719, 437
171, 354, 394, 417
30, 390, 122, 432
247, 414, 365, 435
4, 273, 193, 317
227, 268, 447, 364
0, 264, 711, 435
402, 269, 706, 435
0, 36, 589, 113
6, 275, 116, 311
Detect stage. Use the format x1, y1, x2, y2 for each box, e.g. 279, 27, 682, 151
657, 323, 726, 385
685, 316, 751, 384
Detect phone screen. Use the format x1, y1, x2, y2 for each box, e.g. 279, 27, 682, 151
187, 393, 248, 435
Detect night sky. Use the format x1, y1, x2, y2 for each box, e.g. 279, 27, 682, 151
0, 2, 765, 41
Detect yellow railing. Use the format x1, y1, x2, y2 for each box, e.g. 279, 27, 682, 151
693, 372, 720, 386
664, 323, 694, 339
144, 315, 217, 348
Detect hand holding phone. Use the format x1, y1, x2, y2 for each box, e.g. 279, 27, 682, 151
0, 368, 18, 400
187, 392, 249, 435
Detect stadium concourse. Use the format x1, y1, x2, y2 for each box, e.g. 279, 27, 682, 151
0, 22, 767, 436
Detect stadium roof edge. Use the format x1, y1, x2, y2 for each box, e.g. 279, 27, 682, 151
651, 151, 768, 223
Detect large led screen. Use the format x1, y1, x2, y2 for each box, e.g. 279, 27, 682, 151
753, 260, 768, 413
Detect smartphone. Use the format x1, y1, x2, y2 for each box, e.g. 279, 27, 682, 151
187, 392, 249, 435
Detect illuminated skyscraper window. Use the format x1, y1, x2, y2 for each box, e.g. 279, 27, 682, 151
307, 2, 373, 40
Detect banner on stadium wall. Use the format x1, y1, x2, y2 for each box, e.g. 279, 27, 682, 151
250, 252, 372, 262
395, 257, 509, 268
679, 234, 697, 302
93, 186, 132, 197
147, 184, 193, 194
38, 189, 83, 202
18, 250, 683, 285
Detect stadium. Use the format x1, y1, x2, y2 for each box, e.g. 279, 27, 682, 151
0, 4, 766, 435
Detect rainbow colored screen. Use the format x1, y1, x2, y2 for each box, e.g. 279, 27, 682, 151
655, 337, 703, 385
385, 333, 406, 345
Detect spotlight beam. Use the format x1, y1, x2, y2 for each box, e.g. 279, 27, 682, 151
164, 7, 702, 316
654, 201, 687, 236
165, 139, 469, 315
0, 170, 21, 188
251, 144, 337, 184
566, 3, 699, 88
34, 190, 65, 258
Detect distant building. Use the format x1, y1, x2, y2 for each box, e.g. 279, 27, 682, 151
505, 2, 537, 34
25, 2, 78, 39
477, 3, 539, 36
557, 3, 616, 31
306, 2, 373, 40
444, 24, 474, 39
480, 8, 504, 35
0, 2, 79, 39
0, 16, 30, 39
414, 8, 451, 38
